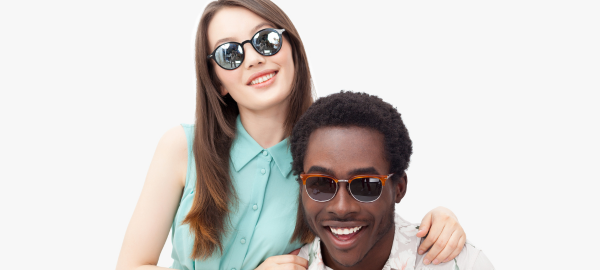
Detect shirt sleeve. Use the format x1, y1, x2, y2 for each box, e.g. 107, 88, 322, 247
471, 251, 495, 270
414, 241, 494, 270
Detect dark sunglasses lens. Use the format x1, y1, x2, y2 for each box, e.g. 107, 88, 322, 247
305, 177, 337, 201
214, 43, 244, 69
252, 29, 282, 56
349, 178, 382, 202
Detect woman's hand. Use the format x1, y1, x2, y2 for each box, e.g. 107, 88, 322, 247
255, 255, 308, 270
416, 206, 466, 265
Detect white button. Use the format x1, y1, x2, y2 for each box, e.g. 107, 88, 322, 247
232, 268, 236, 270
252, 204, 258, 210
240, 238, 246, 244
261, 168, 266, 174
262, 150, 268, 156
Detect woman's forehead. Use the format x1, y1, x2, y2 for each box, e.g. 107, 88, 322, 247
208, 7, 274, 50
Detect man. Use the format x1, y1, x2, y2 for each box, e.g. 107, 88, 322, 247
289, 91, 494, 270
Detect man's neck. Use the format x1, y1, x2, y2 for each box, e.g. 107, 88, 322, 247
320, 225, 395, 270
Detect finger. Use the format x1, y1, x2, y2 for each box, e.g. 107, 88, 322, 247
417, 216, 445, 255
277, 263, 307, 270
265, 255, 308, 267
423, 221, 457, 265
444, 235, 466, 263
279, 256, 308, 268
420, 222, 449, 264
431, 230, 460, 264
416, 212, 432, 238
288, 248, 301, 255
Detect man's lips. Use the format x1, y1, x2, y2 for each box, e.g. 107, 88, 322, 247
321, 224, 367, 250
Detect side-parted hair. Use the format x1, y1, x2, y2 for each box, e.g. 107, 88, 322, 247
289, 91, 413, 243
182, 0, 314, 260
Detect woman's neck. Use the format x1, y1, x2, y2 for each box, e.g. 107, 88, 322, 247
238, 104, 288, 149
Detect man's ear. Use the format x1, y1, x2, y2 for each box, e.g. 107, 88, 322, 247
394, 172, 407, 203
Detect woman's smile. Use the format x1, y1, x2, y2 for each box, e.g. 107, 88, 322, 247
247, 70, 278, 87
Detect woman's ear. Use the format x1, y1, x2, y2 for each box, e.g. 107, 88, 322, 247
394, 172, 408, 203
220, 86, 229, 96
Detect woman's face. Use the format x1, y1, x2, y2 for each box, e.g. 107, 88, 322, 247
207, 7, 295, 114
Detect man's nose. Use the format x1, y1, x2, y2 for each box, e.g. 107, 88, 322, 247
326, 183, 360, 218
243, 43, 266, 69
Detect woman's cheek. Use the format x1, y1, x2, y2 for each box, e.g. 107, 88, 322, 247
216, 68, 243, 95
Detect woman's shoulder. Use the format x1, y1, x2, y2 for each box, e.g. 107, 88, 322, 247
158, 125, 188, 154
154, 125, 189, 187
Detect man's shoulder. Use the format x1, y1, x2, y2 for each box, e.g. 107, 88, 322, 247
416, 241, 494, 270
390, 214, 495, 270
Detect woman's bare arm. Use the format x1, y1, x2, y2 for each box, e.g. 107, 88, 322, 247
116, 126, 188, 270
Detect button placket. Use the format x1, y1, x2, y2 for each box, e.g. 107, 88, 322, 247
230, 152, 272, 270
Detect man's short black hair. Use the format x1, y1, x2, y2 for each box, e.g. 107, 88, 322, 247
290, 91, 413, 179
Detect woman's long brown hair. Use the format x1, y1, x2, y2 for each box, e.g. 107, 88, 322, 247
182, 0, 314, 260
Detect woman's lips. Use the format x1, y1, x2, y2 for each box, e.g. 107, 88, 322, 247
248, 71, 278, 88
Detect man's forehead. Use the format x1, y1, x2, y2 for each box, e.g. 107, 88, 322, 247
304, 126, 388, 177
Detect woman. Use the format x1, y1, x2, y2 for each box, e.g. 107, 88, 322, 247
116, 1, 467, 269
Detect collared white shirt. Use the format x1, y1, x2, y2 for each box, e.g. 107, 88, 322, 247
298, 213, 494, 270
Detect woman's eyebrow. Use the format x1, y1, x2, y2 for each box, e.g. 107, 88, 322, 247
213, 37, 234, 51
212, 22, 274, 50
250, 22, 273, 33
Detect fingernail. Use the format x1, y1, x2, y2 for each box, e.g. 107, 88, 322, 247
423, 259, 430, 265
418, 249, 424, 255
433, 259, 439, 265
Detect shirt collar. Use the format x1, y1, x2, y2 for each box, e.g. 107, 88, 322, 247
230, 115, 293, 177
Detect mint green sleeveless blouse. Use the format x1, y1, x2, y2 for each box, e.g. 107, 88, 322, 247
171, 117, 302, 270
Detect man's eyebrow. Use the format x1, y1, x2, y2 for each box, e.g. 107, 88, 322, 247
306, 166, 381, 177
212, 22, 274, 51
348, 167, 380, 176
306, 166, 335, 175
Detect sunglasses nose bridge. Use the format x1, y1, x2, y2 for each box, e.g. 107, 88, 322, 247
241, 41, 265, 68
326, 180, 360, 217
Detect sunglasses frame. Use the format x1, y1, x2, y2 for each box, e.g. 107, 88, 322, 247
299, 173, 394, 203
207, 28, 286, 70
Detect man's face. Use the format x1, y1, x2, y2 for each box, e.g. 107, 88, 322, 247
301, 126, 406, 269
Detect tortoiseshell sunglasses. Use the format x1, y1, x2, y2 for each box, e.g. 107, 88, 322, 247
300, 173, 394, 203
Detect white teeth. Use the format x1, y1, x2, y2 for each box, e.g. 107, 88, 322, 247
250, 72, 276, 85
329, 226, 362, 235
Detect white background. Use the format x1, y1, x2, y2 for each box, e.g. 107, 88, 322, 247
1, 1, 598, 269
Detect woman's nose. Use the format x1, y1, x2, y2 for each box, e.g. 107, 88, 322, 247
326, 183, 360, 218
243, 43, 266, 69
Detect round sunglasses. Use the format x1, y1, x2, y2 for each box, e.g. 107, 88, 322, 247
207, 28, 286, 70
300, 173, 394, 203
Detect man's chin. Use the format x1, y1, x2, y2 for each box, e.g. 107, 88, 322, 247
329, 251, 364, 268
321, 240, 367, 268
